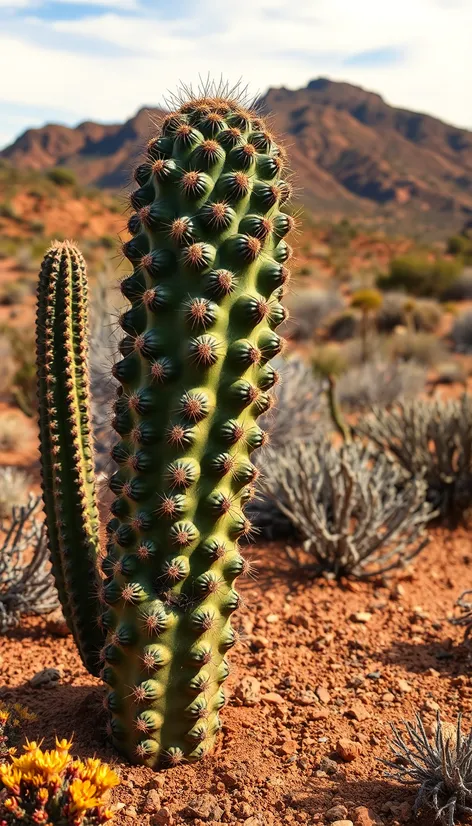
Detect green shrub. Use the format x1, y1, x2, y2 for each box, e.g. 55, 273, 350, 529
0, 202, 19, 221
0, 282, 29, 306
46, 167, 76, 187
387, 331, 447, 367
378, 255, 461, 298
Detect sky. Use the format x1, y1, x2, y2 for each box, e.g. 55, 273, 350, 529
0, 0, 470, 149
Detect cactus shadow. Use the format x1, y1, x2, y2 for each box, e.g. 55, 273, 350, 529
375, 637, 472, 675
0, 681, 115, 762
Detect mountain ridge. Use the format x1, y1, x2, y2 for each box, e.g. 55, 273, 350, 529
2, 78, 472, 232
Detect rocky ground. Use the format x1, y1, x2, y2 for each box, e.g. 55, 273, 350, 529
2, 526, 472, 826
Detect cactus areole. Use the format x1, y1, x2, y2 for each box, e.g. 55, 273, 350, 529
36, 88, 293, 768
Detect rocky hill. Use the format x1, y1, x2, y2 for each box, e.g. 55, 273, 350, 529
2, 78, 472, 232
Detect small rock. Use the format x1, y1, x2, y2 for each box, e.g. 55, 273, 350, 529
346, 701, 370, 721
309, 707, 330, 720
234, 677, 261, 706
336, 738, 361, 762
296, 690, 318, 705
183, 794, 223, 821
279, 739, 298, 755
234, 802, 254, 817
319, 756, 338, 774
30, 667, 62, 688
396, 679, 412, 694
331, 821, 354, 826
243, 818, 263, 826
351, 612, 372, 623
265, 613, 279, 623
326, 805, 349, 821
151, 808, 173, 826
261, 692, 285, 705
316, 686, 331, 705
45, 608, 71, 637
382, 692, 395, 704
143, 790, 161, 814
123, 806, 138, 819
423, 698, 440, 712
354, 807, 383, 826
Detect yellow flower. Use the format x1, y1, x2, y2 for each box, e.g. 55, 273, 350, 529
55, 737, 73, 753
68, 778, 101, 813
0, 710, 9, 724
0, 766, 22, 793
77, 759, 119, 790
22, 740, 42, 754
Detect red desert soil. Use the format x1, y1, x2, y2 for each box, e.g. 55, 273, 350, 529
2, 529, 472, 826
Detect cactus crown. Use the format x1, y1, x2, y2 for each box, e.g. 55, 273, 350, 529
37, 88, 293, 768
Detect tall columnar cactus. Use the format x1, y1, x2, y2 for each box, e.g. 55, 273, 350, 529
36, 88, 293, 768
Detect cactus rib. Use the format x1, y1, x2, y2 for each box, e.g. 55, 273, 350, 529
36, 241, 104, 675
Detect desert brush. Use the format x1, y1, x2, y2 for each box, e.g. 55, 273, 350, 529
384, 712, 472, 826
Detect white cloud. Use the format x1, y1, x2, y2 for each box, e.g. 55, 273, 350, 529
59, 0, 140, 9
0, 0, 470, 148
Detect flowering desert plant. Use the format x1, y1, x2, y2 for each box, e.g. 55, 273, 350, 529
0, 703, 37, 763
0, 739, 120, 825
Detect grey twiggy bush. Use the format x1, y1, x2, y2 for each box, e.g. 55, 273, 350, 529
337, 359, 426, 411
256, 437, 432, 577
451, 310, 472, 354
259, 355, 325, 446
356, 396, 472, 520
0, 494, 58, 632
383, 712, 472, 826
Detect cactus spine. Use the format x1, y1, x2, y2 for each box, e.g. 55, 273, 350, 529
36, 242, 104, 675
37, 88, 293, 768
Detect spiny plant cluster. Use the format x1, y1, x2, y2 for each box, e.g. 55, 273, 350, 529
0, 495, 58, 633
384, 712, 472, 826
35, 84, 293, 767
0, 739, 120, 825
255, 436, 432, 577
356, 395, 472, 522
0, 703, 37, 763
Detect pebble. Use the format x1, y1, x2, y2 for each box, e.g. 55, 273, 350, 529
234, 677, 261, 706
266, 613, 279, 623
45, 609, 71, 637
351, 612, 372, 623
261, 692, 285, 705
353, 807, 384, 826
382, 692, 395, 704
143, 790, 161, 813
30, 667, 62, 687
183, 794, 223, 821
331, 821, 354, 826
316, 686, 331, 705
326, 805, 349, 821
296, 690, 318, 705
309, 708, 330, 720
150, 808, 173, 826
336, 738, 361, 762
346, 701, 370, 721
423, 698, 440, 712
396, 678, 412, 693
319, 756, 338, 774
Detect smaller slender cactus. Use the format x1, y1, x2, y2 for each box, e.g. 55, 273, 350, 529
36, 242, 105, 675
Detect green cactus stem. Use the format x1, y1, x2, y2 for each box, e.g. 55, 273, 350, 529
36, 86, 293, 768
36, 241, 105, 676
102, 90, 293, 767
